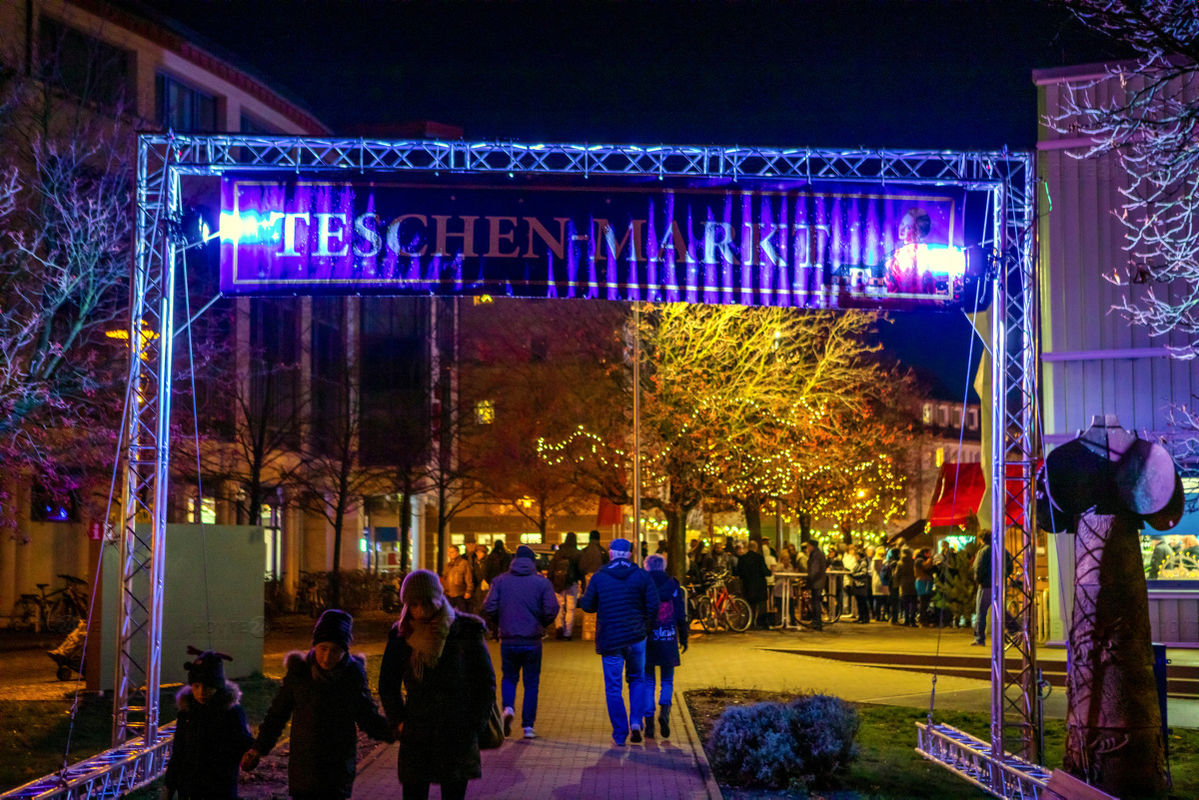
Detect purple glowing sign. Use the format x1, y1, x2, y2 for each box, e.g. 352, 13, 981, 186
219, 173, 977, 310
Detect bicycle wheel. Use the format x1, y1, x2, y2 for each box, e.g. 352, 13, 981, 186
695, 596, 715, 632
724, 597, 752, 632
823, 592, 841, 624
10, 598, 38, 631
46, 599, 79, 634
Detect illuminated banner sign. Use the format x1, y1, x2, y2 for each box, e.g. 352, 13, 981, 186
220, 173, 980, 310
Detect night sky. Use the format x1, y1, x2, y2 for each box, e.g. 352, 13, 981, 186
134, 0, 1118, 399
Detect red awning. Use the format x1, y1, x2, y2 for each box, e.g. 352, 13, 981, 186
928, 462, 985, 527
928, 460, 1042, 529
596, 497, 623, 527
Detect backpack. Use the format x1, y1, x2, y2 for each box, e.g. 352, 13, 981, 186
550, 555, 576, 592
656, 596, 675, 627
879, 562, 893, 587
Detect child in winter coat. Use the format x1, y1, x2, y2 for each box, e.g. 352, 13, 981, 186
643, 555, 688, 739
163, 648, 254, 800
241, 609, 392, 799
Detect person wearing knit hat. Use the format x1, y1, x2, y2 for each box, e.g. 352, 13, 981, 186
312, 608, 354, 653
243, 608, 392, 798
380, 569, 496, 799
484, 540, 558, 740
164, 647, 252, 799
578, 535, 659, 747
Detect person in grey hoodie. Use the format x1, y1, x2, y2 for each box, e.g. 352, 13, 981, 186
483, 545, 559, 739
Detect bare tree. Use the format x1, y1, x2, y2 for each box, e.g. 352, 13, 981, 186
289, 299, 381, 607
0, 27, 134, 528
1050, 2, 1199, 348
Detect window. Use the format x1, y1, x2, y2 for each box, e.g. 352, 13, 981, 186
187, 496, 216, 524
935, 447, 945, 467
240, 113, 275, 134
967, 407, 980, 431
937, 406, 951, 426
450, 534, 466, 547
476, 399, 495, 425
156, 73, 217, 131
922, 403, 934, 425
520, 532, 543, 544
262, 502, 282, 580
31, 483, 79, 522
38, 17, 132, 112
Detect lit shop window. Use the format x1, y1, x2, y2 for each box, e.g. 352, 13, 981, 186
1142, 534, 1199, 582
476, 400, 495, 425
520, 532, 543, 545
935, 447, 945, 467
187, 496, 216, 524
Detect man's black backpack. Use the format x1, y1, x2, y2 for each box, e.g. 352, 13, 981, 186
550, 554, 578, 592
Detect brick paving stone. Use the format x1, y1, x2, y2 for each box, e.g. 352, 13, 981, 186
353, 636, 719, 799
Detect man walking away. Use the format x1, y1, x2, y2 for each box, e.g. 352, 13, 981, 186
549, 532, 583, 639
578, 537, 658, 747
802, 539, 827, 632
483, 545, 559, 739
577, 529, 609, 590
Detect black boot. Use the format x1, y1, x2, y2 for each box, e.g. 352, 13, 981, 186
643, 714, 655, 738
659, 706, 671, 738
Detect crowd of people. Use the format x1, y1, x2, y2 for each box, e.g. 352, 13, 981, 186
160, 529, 1003, 800
682, 532, 1000, 638
162, 530, 690, 800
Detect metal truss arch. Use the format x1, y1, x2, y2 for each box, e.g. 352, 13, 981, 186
91, 135, 1043, 800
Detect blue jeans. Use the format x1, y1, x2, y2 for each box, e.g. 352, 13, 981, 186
974, 586, 991, 643
601, 638, 650, 742
647, 663, 675, 711
500, 642, 542, 728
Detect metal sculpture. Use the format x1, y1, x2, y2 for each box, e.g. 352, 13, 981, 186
1039, 414, 1179, 797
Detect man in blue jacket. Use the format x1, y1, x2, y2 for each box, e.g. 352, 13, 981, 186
577, 537, 659, 746
484, 545, 559, 740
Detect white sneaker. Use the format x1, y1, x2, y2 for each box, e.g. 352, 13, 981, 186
523, 726, 537, 739
502, 707, 515, 737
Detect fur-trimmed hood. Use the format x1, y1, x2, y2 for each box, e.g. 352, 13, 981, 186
175, 680, 241, 712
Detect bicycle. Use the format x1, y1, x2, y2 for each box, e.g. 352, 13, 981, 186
9, 574, 88, 633
295, 570, 328, 617
794, 580, 842, 627
694, 571, 753, 633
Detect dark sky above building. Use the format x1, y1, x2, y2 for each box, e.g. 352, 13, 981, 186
135, 0, 1116, 399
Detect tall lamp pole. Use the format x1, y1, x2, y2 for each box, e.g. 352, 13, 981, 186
632, 305, 641, 545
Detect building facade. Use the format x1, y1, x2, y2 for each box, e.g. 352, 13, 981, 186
1036, 62, 1199, 646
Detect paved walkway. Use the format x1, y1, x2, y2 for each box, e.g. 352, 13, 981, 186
351, 634, 719, 800
346, 622, 1199, 799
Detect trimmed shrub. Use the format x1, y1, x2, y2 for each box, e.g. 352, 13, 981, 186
708, 694, 859, 791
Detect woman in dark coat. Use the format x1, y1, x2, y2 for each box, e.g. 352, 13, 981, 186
643, 555, 688, 739
898, 547, 918, 627
735, 541, 771, 628
378, 569, 496, 800
484, 540, 512, 583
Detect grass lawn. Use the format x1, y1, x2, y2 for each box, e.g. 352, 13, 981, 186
685, 689, 1199, 800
